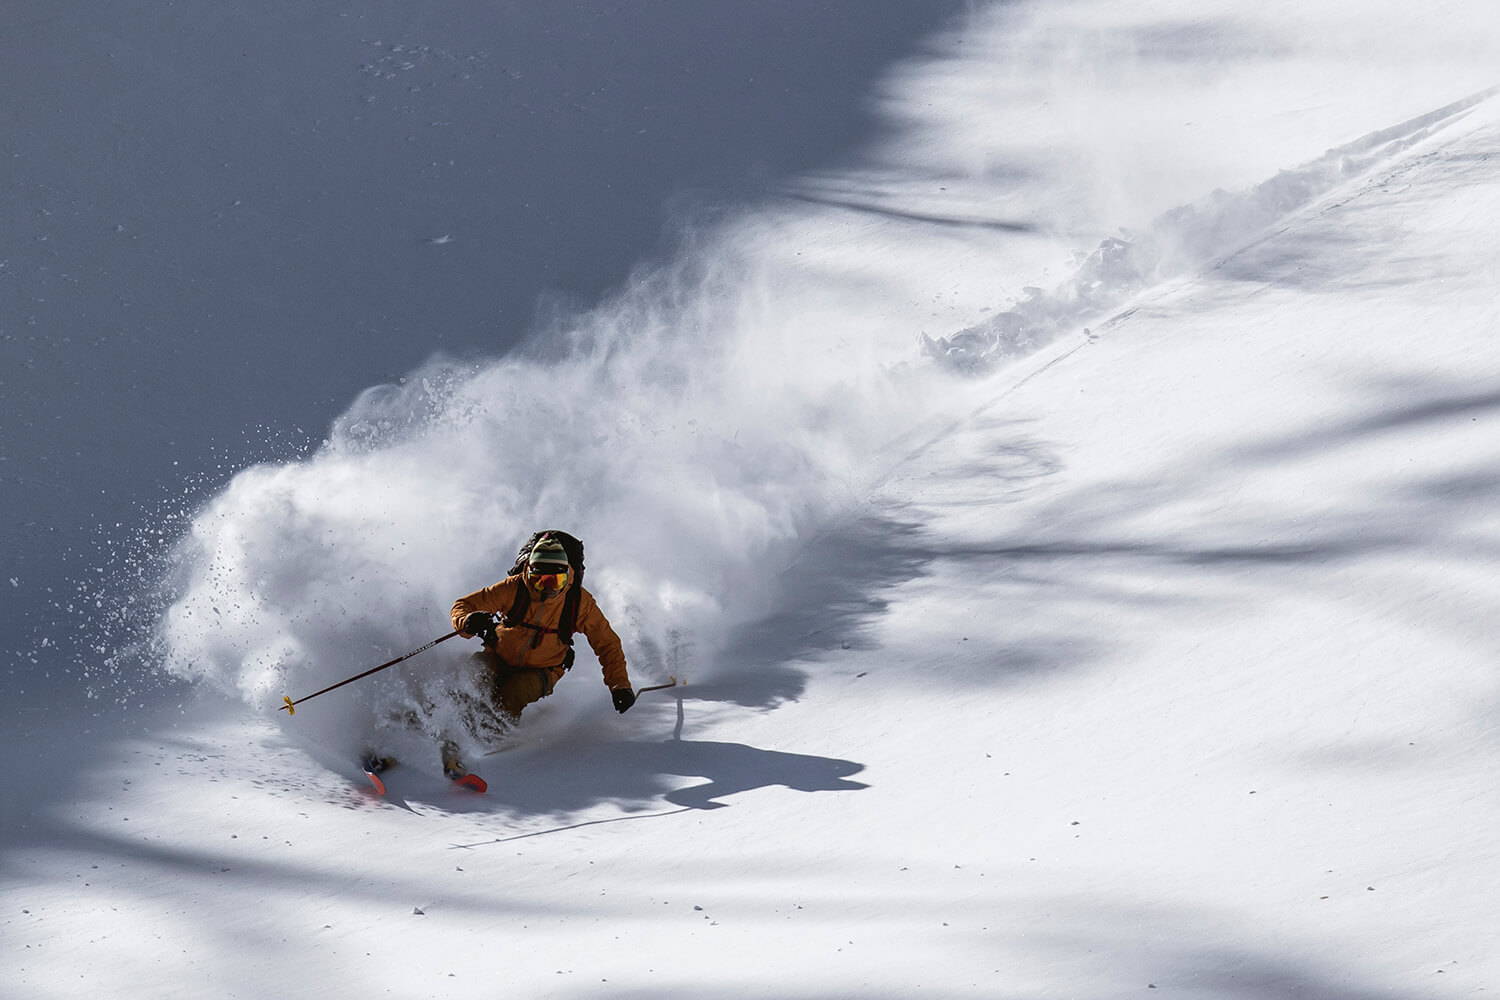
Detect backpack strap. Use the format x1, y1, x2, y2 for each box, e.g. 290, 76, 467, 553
499, 577, 530, 631
558, 584, 581, 646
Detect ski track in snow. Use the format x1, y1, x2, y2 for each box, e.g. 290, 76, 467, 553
920, 84, 1500, 372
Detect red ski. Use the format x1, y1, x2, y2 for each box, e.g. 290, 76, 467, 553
442, 743, 488, 793
360, 751, 487, 795
361, 754, 395, 795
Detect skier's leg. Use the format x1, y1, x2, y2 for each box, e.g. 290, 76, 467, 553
452, 648, 515, 741
436, 649, 523, 776
491, 666, 556, 720
439, 738, 466, 778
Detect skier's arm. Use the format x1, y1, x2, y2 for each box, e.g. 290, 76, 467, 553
576, 591, 630, 690
450, 577, 520, 635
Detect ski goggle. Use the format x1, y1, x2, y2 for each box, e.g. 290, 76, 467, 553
527, 566, 570, 590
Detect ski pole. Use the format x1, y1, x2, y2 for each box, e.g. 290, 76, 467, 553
636, 677, 680, 696
279, 630, 460, 715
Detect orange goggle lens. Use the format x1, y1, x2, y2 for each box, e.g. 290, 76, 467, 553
528, 569, 569, 590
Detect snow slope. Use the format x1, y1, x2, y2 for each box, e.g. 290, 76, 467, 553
6, 2, 1500, 997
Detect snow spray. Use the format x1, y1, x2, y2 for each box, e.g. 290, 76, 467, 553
148, 225, 942, 751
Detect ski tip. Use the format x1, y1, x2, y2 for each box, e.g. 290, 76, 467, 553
453, 772, 488, 794
364, 770, 388, 796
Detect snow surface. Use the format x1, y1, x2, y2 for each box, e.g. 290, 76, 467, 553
6, 1, 1500, 997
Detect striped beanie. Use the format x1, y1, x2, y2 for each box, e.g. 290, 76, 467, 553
527, 538, 571, 571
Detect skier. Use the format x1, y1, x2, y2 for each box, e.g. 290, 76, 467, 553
441, 531, 635, 776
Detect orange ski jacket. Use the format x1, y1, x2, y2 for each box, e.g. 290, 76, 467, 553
450, 575, 630, 690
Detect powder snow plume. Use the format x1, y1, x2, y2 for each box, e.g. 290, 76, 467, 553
148, 226, 940, 750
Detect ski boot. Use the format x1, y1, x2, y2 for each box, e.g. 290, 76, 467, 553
440, 740, 487, 793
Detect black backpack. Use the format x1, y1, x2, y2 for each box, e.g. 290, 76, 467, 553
499, 530, 585, 670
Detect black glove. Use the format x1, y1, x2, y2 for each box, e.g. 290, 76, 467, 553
610, 687, 637, 714
461, 612, 494, 638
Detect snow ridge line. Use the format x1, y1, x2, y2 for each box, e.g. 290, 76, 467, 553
922, 84, 1500, 373
852, 85, 1500, 507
